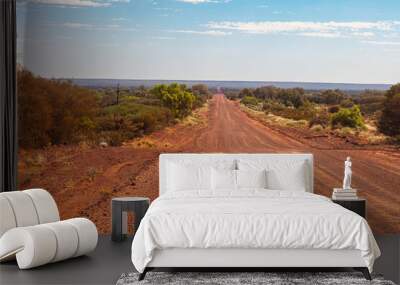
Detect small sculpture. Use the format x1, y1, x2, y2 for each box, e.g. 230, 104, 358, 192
342, 156, 352, 190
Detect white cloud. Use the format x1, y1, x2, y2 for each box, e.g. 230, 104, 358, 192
362, 40, 400, 46
32, 0, 130, 7
63, 22, 95, 28
298, 32, 344, 38
203, 20, 400, 39
61, 22, 136, 31
33, 0, 110, 7
173, 30, 232, 36
206, 21, 399, 35
112, 17, 129, 21
151, 36, 176, 40
176, 0, 230, 4
177, 0, 213, 3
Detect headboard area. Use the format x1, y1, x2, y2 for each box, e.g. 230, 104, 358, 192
159, 153, 314, 195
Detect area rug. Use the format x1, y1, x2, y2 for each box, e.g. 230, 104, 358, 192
116, 272, 396, 285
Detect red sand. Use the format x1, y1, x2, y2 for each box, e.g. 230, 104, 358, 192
20, 94, 400, 234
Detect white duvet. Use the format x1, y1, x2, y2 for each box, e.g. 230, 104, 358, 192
131, 190, 380, 273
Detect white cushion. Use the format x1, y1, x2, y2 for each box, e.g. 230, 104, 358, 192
167, 162, 212, 191
23, 189, 59, 224
0, 192, 39, 227
42, 221, 79, 262
0, 196, 16, 237
238, 159, 307, 191
237, 169, 267, 189
212, 168, 237, 190
65, 218, 98, 257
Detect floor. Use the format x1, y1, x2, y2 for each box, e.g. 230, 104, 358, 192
0, 235, 399, 285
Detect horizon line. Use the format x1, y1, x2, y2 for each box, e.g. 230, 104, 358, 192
62, 78, 393, 86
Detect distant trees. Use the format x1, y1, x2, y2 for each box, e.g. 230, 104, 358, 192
18, 71, 209, 149
18, 70, 98, 148
239, 86, 307, 108
278, 88, 305, 108
192, 84, 210, 98
309, 89, 346, 105
239, 88, 254, 99
151, 83, 196, 118
353, 90, 385, 116
379, 83, 400, 136
191, 84, 210, 108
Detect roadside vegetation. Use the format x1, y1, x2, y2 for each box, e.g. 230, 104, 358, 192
226, 84, 400, 145
18, 69, 210, 148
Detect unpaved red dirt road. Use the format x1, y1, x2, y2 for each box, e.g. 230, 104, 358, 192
20, 94, 400, 234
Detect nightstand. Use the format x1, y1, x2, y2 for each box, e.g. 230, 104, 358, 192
332, 198, 366, 218
111, 197, 150, 242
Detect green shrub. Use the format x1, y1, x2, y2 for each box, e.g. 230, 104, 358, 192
241, 96, 259, 106
99, 102, 173, 142
330, 105, 364, 129
264, 100, 316, 121
151, 83, 195, 118
262, 100, 285, 112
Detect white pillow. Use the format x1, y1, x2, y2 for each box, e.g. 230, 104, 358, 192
167, 159, 236, 170
237, 169, 267, 189
238, 159, 308, 191
167, 162, 212, 191
212, 168, 237, 191
266, 162, 307, 191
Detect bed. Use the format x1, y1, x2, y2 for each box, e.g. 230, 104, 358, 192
131, 153, 380, 280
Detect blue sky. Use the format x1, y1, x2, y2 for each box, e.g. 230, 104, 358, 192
17, 0, 400, 83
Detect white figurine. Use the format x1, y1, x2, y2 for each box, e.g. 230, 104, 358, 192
343, 156, 352, 190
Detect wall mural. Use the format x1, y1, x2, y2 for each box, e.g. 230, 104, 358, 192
16, 0, 400, 234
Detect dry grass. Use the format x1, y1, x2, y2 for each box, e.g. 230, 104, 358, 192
310, 124, 325, 132
241, 105, 308, 129
180, 103, 208, 127
126, 137, 159, 149
86, 167, 99, 182
99, 187, 113, 197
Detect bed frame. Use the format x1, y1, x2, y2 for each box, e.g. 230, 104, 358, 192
139, 153, 371, 281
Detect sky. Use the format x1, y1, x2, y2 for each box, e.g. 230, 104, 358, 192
17, 0, 400, 84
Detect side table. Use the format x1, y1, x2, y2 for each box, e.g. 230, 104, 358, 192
332, 198, 366, 218
111, 197, 150, 242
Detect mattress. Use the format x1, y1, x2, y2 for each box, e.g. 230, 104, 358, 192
131, 190, 380, 273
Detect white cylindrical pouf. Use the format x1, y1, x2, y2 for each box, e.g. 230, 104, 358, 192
43, 221, 79, 262
65, 218, 98, 257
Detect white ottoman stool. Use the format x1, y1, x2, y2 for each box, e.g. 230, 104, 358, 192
0, 189, 98, 269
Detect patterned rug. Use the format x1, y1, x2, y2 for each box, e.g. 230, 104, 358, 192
116, 271, 396, 285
